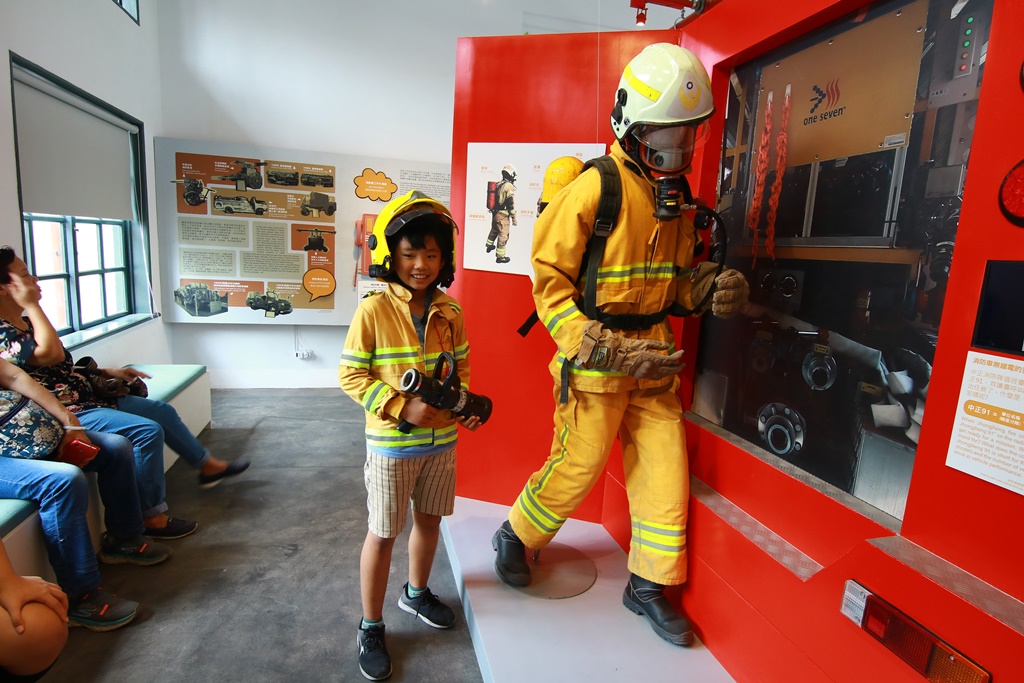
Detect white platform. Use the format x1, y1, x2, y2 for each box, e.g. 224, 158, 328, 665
442, 497, 735, 683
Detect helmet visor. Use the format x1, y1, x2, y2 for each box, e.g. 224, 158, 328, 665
632, 122, 710, 173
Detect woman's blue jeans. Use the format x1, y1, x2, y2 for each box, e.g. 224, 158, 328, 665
76, 396, 210, 518
0, 430, 143, 597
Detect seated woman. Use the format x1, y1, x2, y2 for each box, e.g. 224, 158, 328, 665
0, 539, 67, 681
0, 356, 167, 632
0, 247, 249, 539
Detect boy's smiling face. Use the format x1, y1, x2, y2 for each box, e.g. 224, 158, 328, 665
393, 235, 443, 294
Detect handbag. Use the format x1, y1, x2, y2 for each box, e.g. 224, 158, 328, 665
73, 356, 149, 400
0, 390, 65, 459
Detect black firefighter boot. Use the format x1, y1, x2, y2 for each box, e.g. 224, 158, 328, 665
622, 573, 694, 646
491, 520, 531, 587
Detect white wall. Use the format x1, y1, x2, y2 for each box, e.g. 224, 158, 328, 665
2, 0, 680, 387
0, 0, 172, 368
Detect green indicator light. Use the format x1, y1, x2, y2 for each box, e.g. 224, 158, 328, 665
965, 28, 972, 35
964, 40, 971, 47
967, 16, 974, 23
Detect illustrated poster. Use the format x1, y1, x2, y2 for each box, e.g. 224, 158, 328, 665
156, 138, 450, 325
463, 142, 606, 280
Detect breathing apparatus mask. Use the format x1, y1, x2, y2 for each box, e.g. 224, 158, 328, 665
626, 122, 711, 221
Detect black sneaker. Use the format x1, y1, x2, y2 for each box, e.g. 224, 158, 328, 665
397, 584, 455, 629
98, 533, 172, 566
357, 623, 392, 681
198, 458, 251, 489
144, 515, 198, 539
69, 588, 138, 632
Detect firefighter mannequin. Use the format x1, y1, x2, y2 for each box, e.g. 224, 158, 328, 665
485, 164, 517, 264
491, 43, 749, 647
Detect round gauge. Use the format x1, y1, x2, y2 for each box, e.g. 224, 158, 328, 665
780, 275, 799, 298
998, 159, 1024, 227
760, 271, 778, 292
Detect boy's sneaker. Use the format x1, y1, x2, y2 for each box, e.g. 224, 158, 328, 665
357, 623, 392, 681
397, 583, 455, 629
98, 533, 172, 566
69, 588, 138, 632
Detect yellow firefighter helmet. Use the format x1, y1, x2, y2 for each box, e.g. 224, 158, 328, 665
368, 190, 459, 286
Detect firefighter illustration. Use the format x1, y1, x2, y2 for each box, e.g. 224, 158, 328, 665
490, 44, 750, 647
484, 164, 517, 264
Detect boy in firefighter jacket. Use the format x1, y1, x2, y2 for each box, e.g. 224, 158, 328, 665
340, 191, 482, 680
491, 44, 749, 647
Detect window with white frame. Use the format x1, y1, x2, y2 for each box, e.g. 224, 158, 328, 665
112, 0, 139, 24
10, 57, 154, 339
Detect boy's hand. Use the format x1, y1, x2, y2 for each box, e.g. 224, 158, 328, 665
399, 398, 440, 427
455, 414, 482, 431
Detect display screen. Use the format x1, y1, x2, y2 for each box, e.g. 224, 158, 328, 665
972, 261, 1024, 357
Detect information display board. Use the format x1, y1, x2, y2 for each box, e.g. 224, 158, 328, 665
155, 137, 450, 325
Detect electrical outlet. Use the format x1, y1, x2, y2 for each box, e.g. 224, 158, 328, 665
295, 350, 312, 359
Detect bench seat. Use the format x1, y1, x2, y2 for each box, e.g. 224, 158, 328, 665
1, 363, 211, 578
127, 364, 211, 471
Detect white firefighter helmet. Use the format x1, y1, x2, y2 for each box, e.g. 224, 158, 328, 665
368, 190, 459, 286
501, 164, 517, 183
610, 43, 715, 174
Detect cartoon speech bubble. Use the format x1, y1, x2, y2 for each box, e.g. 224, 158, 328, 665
354, 168, 397, 202
303, 268, 337, 302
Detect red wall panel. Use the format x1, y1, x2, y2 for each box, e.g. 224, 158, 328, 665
449, 30, 679, 519
450, 0, 1024, 679
896, 0, 1024, 598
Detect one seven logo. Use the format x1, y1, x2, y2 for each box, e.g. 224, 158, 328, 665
809, 79, 841, 113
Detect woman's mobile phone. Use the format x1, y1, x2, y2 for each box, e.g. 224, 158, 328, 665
61, 438, 100, 467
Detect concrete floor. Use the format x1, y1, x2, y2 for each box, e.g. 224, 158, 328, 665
41, 388, 735, 683
42, 388, 482, 683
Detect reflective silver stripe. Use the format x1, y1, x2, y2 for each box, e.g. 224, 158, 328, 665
543, 302, 581, 335
631, 520, 686, 554
366, 430, 435, 447
340, 352, 371, 368
373, 349, 420, 365
364, 423, 458, 448
361, 381, 388, 412
517, 488, 563, 535
536, 424, 569, 489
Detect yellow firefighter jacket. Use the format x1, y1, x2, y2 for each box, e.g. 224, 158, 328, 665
339, 282, 470, 455
532, 141, 703, 394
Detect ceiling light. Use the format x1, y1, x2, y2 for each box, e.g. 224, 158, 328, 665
635, 7, 648, 25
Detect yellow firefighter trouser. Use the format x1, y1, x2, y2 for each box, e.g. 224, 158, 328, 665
508, 381, 689, 585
